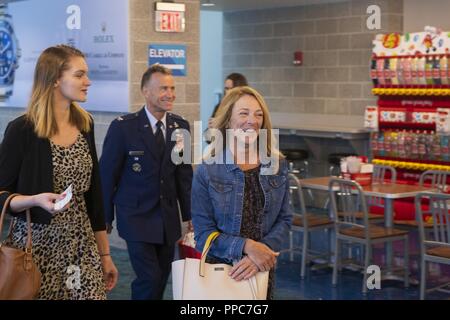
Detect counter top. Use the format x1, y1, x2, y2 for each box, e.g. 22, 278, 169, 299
270, 112, 370, 157
270, 113, 369, 135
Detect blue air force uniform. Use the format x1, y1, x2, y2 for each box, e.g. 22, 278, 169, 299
99, 107, 192, 299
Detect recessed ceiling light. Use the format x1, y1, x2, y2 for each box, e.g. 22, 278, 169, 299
202, 0, 215, 7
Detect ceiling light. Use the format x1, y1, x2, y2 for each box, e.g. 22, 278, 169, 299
202, 0, 215, 7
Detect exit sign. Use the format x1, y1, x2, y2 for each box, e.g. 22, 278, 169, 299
154, 2, 185, 33
155, 10, 185, 32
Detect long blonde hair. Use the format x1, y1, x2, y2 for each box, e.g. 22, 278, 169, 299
26, 44, 91, 138
205, 86, 283, 160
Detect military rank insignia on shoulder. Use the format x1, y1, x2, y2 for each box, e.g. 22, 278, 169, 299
117, 113, 138, 121
168, 113, 188, 124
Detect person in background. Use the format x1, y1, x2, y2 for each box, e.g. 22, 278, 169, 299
210, 72, 248, 126
205, 73, 248, 143
191, 86, 292, 299
99, 64, 193, 300
0, 44, 118, 299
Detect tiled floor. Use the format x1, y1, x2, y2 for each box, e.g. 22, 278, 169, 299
4, 211, 448, 300
107, 229, 450, 300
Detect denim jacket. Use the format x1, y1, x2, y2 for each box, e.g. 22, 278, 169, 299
191, 150, 292, 263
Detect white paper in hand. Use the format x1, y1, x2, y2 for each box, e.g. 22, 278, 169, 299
54, 184, 73, 211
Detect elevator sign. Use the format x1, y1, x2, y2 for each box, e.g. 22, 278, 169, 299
148, 44, 186, 76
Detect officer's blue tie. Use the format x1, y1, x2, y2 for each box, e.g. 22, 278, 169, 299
155, 120, 165, 160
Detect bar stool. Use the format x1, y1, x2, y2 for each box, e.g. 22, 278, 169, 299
282, 149, 313, 206
328, 152, 357, 176
282, 149, 309, 177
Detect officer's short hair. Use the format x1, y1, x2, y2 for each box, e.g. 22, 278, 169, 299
140, 64, 172, 89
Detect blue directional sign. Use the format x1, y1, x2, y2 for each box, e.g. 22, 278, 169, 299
148, 44, 186, 76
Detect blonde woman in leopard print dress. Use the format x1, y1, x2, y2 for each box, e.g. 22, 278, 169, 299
0, 45, 118, 299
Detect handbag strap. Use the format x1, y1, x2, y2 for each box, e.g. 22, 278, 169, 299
0, 191, 13, 239
199, 231, 220, 277
198, 231, 260, 300
0, 193, 33, 253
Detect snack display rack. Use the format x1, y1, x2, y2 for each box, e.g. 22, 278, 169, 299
365, 27, 450, 219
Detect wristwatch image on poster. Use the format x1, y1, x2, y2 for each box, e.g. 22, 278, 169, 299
0, 2, 21, 102
4, 0, 128, 112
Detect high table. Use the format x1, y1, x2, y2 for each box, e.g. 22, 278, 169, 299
300, 176, 435, 280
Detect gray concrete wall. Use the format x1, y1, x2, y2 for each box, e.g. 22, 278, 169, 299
404, 0, 450, 33
223, 0, 403, 176
130, 0, 200, 125
223, 0, 403, 117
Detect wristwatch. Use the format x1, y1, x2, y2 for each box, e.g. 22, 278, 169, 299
0, 3, 20, 102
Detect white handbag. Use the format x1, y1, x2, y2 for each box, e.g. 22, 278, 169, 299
172, 231, 269, 300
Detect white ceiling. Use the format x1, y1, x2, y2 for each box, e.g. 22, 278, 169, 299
200, 0, 347, 12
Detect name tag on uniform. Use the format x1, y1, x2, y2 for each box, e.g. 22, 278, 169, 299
129, 150, 144, 156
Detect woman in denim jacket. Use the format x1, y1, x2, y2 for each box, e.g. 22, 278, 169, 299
191, 86, 293, 299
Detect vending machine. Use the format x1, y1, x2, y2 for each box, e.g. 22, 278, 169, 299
366, 26, 450, 220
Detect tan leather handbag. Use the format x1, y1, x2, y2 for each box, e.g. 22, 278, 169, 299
0, 192, 41, 300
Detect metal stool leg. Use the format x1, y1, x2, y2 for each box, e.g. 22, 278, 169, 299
289, 230, 294, 262
332, 238, 340, 287
362, 245, 371, 294
301, 230, 308, 279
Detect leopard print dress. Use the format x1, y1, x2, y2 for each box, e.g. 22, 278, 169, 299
10, 133, 106, 300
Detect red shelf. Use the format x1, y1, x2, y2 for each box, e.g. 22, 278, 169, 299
378, 121, 435, 130
373, 53, 450, 60
374, 84, 450, 89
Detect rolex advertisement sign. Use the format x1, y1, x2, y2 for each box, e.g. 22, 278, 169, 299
3, 0, 128, 112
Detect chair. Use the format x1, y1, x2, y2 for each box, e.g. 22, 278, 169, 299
329, 178, 409, 294
394, 170, 450, 227
286, 173, 334, 279
335, 164, 393, 221
323, 152, 358, 209
416, 192, 450, 300
420, 170, 450, 192
349, 164, 395, 262
373, 164, 397, 184
366, 164, 397, 219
